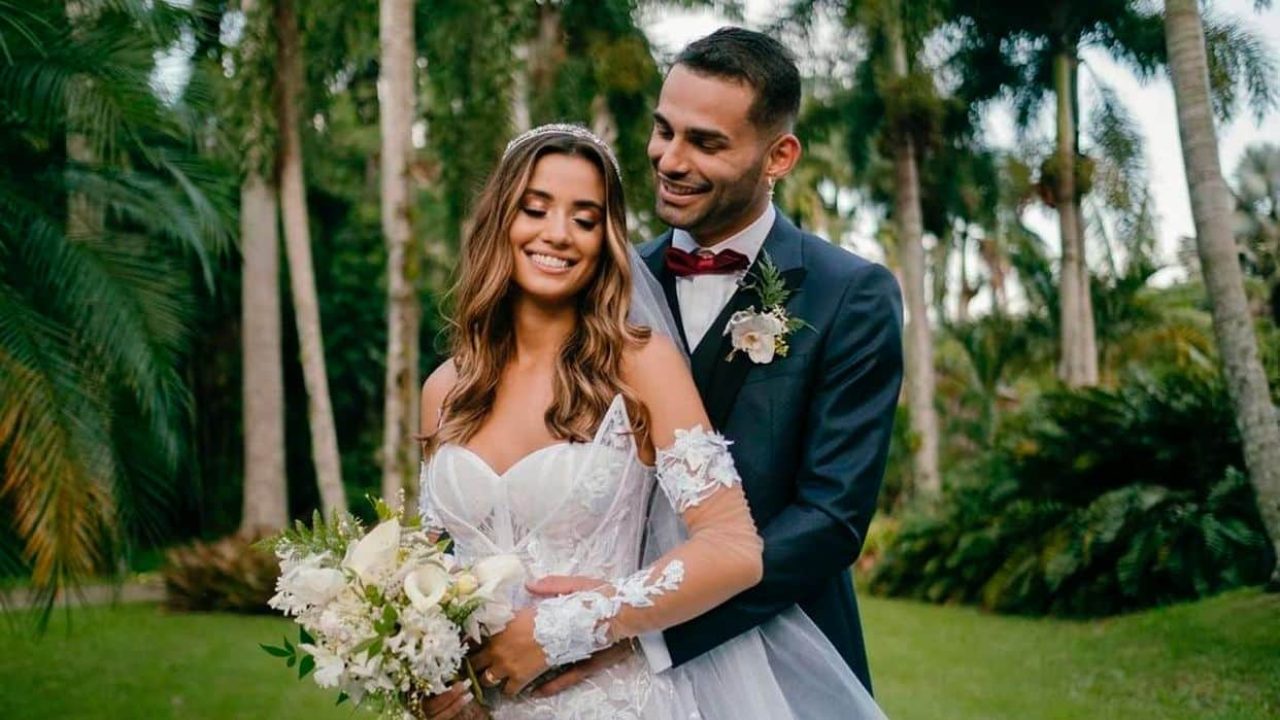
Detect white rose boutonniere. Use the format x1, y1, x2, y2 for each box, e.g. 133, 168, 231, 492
725, 252, 809, 364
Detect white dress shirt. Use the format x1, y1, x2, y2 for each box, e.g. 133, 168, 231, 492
671, 204, 776, 350
637, 204, 776, 675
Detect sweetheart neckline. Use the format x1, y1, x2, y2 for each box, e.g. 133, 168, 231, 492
442, 441, 577, 479
434, 394, 628, 478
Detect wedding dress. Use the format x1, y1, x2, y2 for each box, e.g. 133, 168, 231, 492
420, 394, 888, 720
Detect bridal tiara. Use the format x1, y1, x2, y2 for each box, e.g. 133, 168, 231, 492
502, 123, 621, 176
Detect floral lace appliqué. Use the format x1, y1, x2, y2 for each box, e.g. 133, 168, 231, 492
655, 426, 742, 513
533, 561, 685, 666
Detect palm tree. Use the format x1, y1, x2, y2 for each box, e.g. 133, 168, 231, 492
274, 0, 347, 515
1163, 0, 1280, 587
236, 0, 288, 537
950, 0, 1169, 388
378, 0, 420, 510
780, 0, 946, 497
0, 1, 231, 621
1233, 144, 1280, 322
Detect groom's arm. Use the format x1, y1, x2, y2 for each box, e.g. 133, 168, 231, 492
661, 261, 903, 669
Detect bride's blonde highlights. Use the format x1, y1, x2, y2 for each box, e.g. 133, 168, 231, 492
432, 131, 650, 452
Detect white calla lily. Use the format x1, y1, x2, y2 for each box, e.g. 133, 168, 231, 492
403, 564, 451, 611
342, 519, 401, 583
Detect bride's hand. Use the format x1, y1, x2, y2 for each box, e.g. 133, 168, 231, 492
412, 680, 483, 720
470, 607, 549, 696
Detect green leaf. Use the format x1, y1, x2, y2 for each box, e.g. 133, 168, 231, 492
298, 653, 315, 679
260, 643, 291, 658
299, 626, 314, 646
336, 692, 349, 706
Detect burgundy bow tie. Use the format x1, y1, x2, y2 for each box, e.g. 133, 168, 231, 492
664, 246, 750, 277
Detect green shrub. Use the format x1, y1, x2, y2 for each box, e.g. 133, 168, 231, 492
869, 368, 1275, 616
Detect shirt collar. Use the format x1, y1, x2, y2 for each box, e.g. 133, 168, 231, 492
671, 204, 776, 264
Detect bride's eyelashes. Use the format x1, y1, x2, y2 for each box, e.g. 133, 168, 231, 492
519, 205, 600, 231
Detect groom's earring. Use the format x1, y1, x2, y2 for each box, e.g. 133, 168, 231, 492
767, 176, 776, 198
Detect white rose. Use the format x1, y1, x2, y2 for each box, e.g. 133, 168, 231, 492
725, 310, 787, 364
291, 567, 346, 606
473, 554, 526, 598
342, 519, 401, 583
403, 564, 451, 611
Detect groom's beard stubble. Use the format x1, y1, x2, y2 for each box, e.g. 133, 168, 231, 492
655, 157, 769, 244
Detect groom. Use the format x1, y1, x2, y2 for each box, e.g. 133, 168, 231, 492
527, 27, 904, 695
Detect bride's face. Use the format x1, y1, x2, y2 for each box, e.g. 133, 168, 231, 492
508, 153, 607, 307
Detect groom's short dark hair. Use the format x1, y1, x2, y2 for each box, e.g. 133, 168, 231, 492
674, 27, 801, 133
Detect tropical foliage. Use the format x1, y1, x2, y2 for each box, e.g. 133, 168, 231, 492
871, 367, 1276, 616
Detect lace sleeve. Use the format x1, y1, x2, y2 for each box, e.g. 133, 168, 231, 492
533, 427, 762, 666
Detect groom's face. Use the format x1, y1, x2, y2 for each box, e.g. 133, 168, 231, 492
648, 65, 773, 245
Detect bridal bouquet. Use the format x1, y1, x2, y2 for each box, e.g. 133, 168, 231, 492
260, 500, 524, 718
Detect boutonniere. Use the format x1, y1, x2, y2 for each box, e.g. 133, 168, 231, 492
724, 253, 809, 365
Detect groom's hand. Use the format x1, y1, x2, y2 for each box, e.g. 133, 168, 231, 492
470, 607, 549, 696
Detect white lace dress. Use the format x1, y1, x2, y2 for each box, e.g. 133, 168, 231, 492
420, 394, 888, 720
421, 395, 702, 719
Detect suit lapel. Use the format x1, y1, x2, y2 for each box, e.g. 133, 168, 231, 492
700, 213, 807, 428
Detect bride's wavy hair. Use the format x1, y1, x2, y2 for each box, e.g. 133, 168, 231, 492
432, 129, 651, 451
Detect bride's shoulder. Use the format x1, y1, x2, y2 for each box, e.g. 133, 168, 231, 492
420, 358, 459, 432
622, 335, 691, 400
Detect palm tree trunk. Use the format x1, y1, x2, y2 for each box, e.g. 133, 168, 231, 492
65, 0, 101, 239
1165, 0, 1280, 588
276, 0, 346, 514
236, 0, 287, 537
1054, 49, 1099, 387
889, 23, 941, 498
239, 173, 288, 534
378, 0, 420, 510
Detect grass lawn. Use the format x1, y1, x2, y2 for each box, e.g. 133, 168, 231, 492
1, 589, 1276, 719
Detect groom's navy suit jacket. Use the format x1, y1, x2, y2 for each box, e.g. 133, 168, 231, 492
640, 212, 903, 693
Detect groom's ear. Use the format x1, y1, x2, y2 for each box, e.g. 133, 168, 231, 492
765, 133, 802, 182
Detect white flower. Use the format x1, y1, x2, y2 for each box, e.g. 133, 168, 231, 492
403, 564, 451, 611
299, 643, 345, 688
290, 567, 346, 606
343, 519, 401, 584
473, 554, 526, 597
725, 309, 788, 364
453, 573, 479, 596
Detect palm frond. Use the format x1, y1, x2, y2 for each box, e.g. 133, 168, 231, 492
1202, 12, 1280, 123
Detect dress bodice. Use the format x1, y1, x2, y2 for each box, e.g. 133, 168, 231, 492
421, 394, 652, 593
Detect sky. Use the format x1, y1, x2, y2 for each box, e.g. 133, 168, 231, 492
641, 0, 1280, 278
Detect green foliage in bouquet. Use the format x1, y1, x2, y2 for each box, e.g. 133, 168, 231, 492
869, 368, 1276, 617
162, 535, 279, 614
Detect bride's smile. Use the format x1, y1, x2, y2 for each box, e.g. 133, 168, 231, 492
508, 153, 605, 305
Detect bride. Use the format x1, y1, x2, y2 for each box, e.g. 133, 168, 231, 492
417, 124, 886, 719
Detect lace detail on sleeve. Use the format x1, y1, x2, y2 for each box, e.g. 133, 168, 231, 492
418, 461, 447, 535
656, 426, 742, 513
533, 561, 685, 666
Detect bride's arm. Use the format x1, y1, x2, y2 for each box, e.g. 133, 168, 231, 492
533, 336, 763, 655
473, 337, 763, 693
